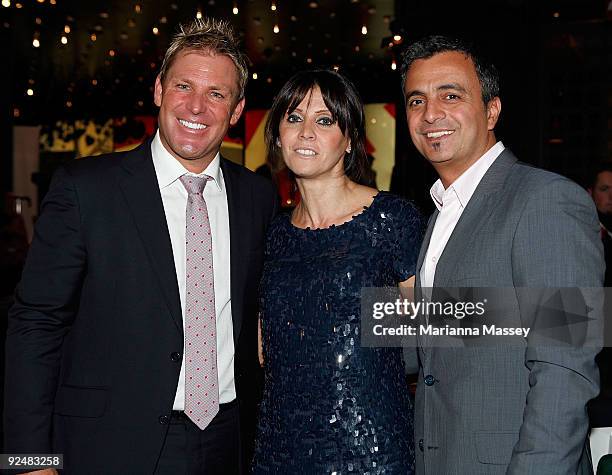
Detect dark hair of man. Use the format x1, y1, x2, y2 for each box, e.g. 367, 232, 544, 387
264, 69, 367, 182
587, 163, 612, 189
159, 17, 249, 100
399, 35, 500, 106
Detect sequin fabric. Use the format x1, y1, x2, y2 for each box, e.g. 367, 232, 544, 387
253, 192, 422, 474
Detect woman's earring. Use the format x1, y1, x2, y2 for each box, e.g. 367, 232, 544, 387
276, 138, 282, 147
346, 145, 352, 154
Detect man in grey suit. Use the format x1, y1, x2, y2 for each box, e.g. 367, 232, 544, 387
400, 35, 604, 474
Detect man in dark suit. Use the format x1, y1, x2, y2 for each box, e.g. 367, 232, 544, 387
400, 36, 603, 474
4, 18, 276, 474
587, 164, 612, 428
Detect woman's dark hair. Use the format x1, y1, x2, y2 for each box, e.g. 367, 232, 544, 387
264, 69, 367, 182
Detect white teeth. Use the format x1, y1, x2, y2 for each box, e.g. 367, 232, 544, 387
426, 130, 454, 138
295, 148, 316, 156
179, 119, 207, 130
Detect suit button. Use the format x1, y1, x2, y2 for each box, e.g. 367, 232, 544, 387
418, 439, 424, 452
159, 415, 170, 425
424, 374, 435, 386
170, 352, 181, 362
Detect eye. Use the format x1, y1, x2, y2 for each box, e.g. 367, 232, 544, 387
408, 98, 424, 107
210, 91, 225, 99
445, 93, 460, 100
286, 113, 302, 123
316, 116, 334, 126
176, 83, 190, 90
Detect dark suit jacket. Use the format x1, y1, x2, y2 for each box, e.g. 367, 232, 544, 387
4, 139, 277, 473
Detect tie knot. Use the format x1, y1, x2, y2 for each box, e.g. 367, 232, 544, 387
180, 175, 210, 195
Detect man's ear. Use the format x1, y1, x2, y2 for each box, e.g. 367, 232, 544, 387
229, 97, 246, 126
154, 75, 163, 107
486, 97, 501, 130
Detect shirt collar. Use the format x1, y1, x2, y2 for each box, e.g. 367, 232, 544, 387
151, 129, 223, 191
430, 141, 505, 211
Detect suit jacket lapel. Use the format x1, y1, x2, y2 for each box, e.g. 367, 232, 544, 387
416, 211, 438, 288
220, 158, 251, 343
433, 149, 518, 287
416, 149, 518, 358
117, 140, 183, 332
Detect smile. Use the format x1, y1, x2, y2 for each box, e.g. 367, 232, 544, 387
425, 130, 454, 138
295, 148, 317, 156
179, 119, 207, 130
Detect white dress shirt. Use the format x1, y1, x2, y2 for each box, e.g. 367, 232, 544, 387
420, 141, 505, 288
151, 131, 236, 408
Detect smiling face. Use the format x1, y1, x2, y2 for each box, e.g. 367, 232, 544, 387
403, 51, 500, 186
278, 86, 350, 180
154, 50, 245, 173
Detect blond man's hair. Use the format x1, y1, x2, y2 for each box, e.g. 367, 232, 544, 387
159, 17, 248, 100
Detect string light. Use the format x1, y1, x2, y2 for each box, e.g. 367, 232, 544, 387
35, 17, 42, 25
108, 49, 115, 57
32, 38, 40, 47
273, 24, 279, 34
2, 0, 11, 8
90, 33, 97, 41
196, 9, 202, 19
393, 34, 402, 41
252, 72, 258, 79
232, 4, 238, 14
49, 0, 55, 4
60, 35, 68, 44
152, 26, 159, 35
391, 60, 397, 70
15, 2, 22, 7
65, 25, 71, 33
361, 25, 367, 35
134, 4, 141, 13
26, 88, 34, 96
271, 2, 276, 11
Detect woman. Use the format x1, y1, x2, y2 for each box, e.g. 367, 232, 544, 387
252, 70, 421, 474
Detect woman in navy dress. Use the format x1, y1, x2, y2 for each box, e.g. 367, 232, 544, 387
252, 70, 422, 474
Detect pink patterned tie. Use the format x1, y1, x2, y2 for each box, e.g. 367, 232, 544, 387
180, 174, 219, 430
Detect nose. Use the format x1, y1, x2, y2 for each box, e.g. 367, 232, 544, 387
423, 98, 445, 124
186, 93, 206, 115
299, 120, 315, 140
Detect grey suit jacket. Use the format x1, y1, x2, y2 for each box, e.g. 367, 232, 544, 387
410, 149, 604, 475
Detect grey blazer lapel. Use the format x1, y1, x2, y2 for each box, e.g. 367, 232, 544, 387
416, 211, 439, 288
433, 149, 518, 288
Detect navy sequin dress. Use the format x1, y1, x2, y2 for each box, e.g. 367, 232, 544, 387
253, 192, 422, 474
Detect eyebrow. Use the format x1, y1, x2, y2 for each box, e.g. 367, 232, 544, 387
404, 83, 467, 99
291, 108, 331, 114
